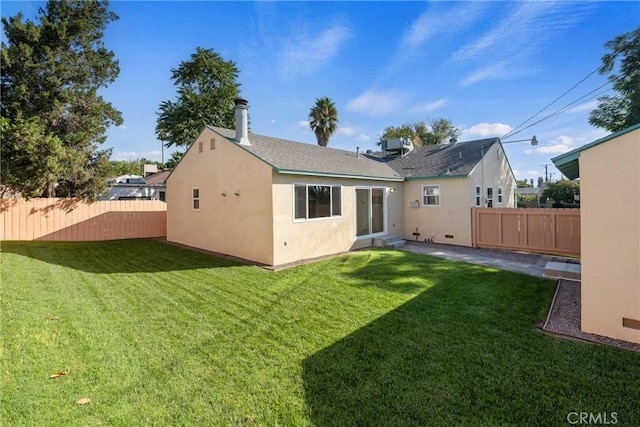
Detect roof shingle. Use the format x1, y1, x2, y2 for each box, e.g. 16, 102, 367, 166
210, 126, 496, 180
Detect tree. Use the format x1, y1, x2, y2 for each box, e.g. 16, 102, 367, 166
308, 97, 338, 147
589, 27, 640, 133
156, 47, 240, 148
377, 118, 460, 146
542, 180, 580, 205
517, 179, 532, 188
1, 0, 122, 199
164, 151, 184, 169
424, 118, 460, 145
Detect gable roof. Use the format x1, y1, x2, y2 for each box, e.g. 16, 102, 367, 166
376, 138, 498, 179
210, 126, 403, 181
206, 126, 499, 181
145, 169, 172, 185
551, 123, 640, 180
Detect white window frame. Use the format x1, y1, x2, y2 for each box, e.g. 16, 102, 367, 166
486, 186, 493, 208
192, 188, 200, 211
422, 185, 440, 207
475, 185, 481, 207
293, 183, 342, 222
498, 186, 503, 204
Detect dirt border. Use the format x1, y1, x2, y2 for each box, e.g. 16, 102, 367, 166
542, 279, 640, 353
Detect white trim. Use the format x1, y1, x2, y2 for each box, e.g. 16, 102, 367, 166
292, 183, 343, 223
192, 187, 200, 211
486, 186, 494, 208
354, 186, 387, 238
475, 185, 481, 207
422, 184, 441, 207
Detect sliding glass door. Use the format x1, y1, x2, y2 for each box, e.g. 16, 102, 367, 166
356, 188, 385, 237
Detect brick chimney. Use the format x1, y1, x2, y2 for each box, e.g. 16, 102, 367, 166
234, 98, 250, 145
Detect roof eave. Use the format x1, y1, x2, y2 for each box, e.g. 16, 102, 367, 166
404, 173, 468, 181
551, 123, 640, 180
276, 169, 404, 181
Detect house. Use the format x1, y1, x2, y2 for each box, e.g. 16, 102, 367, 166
166, 98, 516, 267
552, 123, 640, 344
100, 170, 170, 201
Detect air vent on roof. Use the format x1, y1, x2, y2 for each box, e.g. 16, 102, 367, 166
382, 137, 413, 156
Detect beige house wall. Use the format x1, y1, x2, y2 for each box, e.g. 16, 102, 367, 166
166, 128, 275, 265
403, 177, 473, 246
580, 129, 640, 343
403, 143, 516, 247
271, 174, 404, 266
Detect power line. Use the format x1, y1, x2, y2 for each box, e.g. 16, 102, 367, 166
501, 66, 602, 140
506, 81, 611, 139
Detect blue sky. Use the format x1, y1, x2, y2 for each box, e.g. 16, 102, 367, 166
2, 1, 639, 182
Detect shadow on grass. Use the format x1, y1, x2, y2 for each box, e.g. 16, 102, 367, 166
0, 239, 248, 274
302, 261, 640, 426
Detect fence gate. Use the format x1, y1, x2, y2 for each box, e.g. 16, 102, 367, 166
471, 208, 580, 256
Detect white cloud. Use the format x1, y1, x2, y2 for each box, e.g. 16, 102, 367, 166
270, 119, 276, 124
460, 63, 509, 86
401, 2, 487, 49
357, 134, 371, 142
337, 127, 356, 136
461, 123, 513, 140
297, 120, 309, 127
280, 24, 352, 79
410, 98, 448, 114
450, 2, 591, 64
346, 89, 408, 117
534, 135, 576, 154
116, 124, 127, 130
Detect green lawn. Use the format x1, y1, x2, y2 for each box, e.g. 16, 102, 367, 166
1, 240, 639, 426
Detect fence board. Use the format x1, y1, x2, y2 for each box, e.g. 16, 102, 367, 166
0, 198, 166, 241
471, 207, 580, 256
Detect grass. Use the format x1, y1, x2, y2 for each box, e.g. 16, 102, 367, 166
1, 240, 639, 426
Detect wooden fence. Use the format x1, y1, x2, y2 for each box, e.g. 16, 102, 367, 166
471, 207, 580, 256
0, 198, 166, 241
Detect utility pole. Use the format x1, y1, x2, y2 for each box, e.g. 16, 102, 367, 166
542, 163, 552, 183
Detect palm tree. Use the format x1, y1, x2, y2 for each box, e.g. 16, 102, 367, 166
308, 97, 338, 147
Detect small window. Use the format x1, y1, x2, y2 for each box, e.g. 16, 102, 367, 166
198, 141, 203, 153
498, 186, 503, 204
487, 187, 493, 208
475, 186, 481, 207
192, 188, 200, 210
422, 185, 440, 206
158, 191, 166, 202
210, 138, 216, 150
294, 184, 341, 220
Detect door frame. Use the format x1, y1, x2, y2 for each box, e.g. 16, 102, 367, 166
355, 186, 387, 239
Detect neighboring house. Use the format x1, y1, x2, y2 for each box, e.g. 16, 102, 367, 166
166, 98, 516, 267
516, 186, 541, 208
100, 171, 170, 201
552, 123, 640, 344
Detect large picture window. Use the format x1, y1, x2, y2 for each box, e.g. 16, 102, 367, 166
422, 185, 440, 206
294, 184, 341, 220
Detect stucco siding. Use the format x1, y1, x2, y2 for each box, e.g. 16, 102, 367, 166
403, 178, 473, 246
580, 128, 640, 343
468, 143, 517, 209
402, 143, 516, 247
271, 174, 403, 266
166, 128, 274, 265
